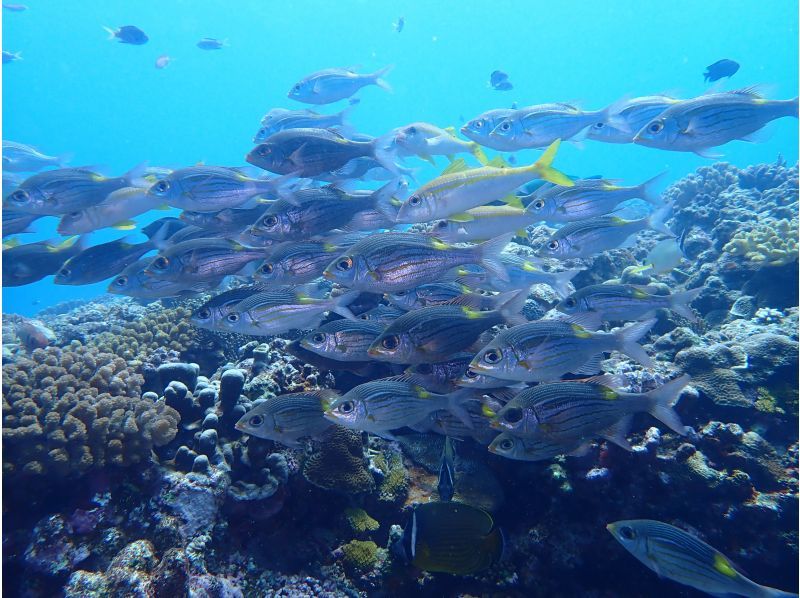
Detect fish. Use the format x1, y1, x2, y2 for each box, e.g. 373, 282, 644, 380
634, 88, 799, 156
390, 122, 488, 165
285, 339, 391, 378
219, 288, 358, 336
432, 204, 538, 242
189, 285, 266, 330
393, 16, 405, 32
197, 37, 226, 50
437, 437, 456, 502
15, 318, 56, 350
254, 241, 346, 286
234, 390, 337, 447
395, 140, 572, 223
556, 283, 702, 330
57, 186, 165, 234
367, 290, 527, 364
316, 156, 402, 184
356, 304, 406, 325
385, 282, 502, 311
460, 109, 519, 151
323, 378, 475, 438
246, 127, 398, 178
103, 25, 148, 45
4, 164, 147, 216
288, 65, 393, 105
146, 165, 280, 212
254, 102, 358, 143
488, 432, 592, 461
586, 96, 681, 144
493, 81, 513, 92
606, 519, 798, 598
54, 237, 155, 285
141, 217, 189, 241
392, 501, 504, 575
490, 70, 510, 87
179, 205, 269, 233
455, 366, 526, 390
487, 375, 690, 446
417, 399, 503, 444
2, 236, 85, 287
248, 182, 398, 240
490, 101, 627, 149
299, 319, 384, 362
155, 54, 171, 69
2, 210, 42, 236
144, 238, 266, 282
108, 259, 219, 299
455, 253, 581, 298
2, 50, 22, 63
322, 231, 513, 293
403, 353, 474, 394
704, 59, 740, 82
3, 141, 68, 172
468, 319, 656, 382
536, 206, 674, 260
643, 234, 686, 274
523, 172, 666, 223
3, 4, 28, 11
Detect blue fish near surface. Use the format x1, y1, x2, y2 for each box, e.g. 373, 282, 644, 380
2, 50, 21, 63
704, 58, 740, 82
197, 37, 227, 50
288, 66, 394, 104
103, 25, 148, 45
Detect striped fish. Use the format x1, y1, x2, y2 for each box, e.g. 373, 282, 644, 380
460, 108, 519, 151
144, 238, 267, 282
235, 389, 338, 447
469, 319, 655, 382
356, 304, 406, 325
323, 378, 475, 439
254, 241, 345, 286
456, 253, 581, 299
404, 353, 475, 393
586, 95, 681, 144
220, 288, 358, 336
179, 205, 270, 233
395, 139, 572, 223
299, 318, 384, 362
323, 231, 512, 293
607, 519, 798, 597
190, 285, 267, 330
634, 88, 799, 157
368, 291, 527, 364
488, 432, 591, 461
109, 258, 218, 299
54, 237, 155, 285
432, 204, 539, 242
254, 103, 356, 142
487, 375, 690, 446
386, 282, 493, 311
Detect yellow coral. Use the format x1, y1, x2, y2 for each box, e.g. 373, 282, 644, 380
724, 217, 799, 267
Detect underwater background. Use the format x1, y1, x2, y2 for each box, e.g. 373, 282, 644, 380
2, 1, 799, 597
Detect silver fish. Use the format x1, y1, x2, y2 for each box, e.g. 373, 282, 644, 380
108, 259, 219, 299
144, 238, 266, 282
189, 285, 267, 330
586, 96, 681, 144
57, 186, 165, 234
288, 66, 393, 105
460, 109, 518, 151
455, 253, 581, 298
235, 390, 338, 447
254, 103, 358, 143
356, 304, 406, 325
299, 318, 384, 362
179, 205, 269, 233
3, 140, 67, 172
54, 237, 155, 285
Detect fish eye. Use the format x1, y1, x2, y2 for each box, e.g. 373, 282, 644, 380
483, 349, 502, 364
648, 121, 664, 134
68, 211, 81, 218
260, 263, 274, 274
436, 220, 448, 228
465, 369, 478, 378
500, 121, 511, 131
406, 126, 417, 135
593, 122, 605, 129
409, 195, 421, 206
154, 180, 170, 193
263, 216, 278, 227
619, 526, 636, 540
257, 145, 271, 157
336, 257, 353, 271
59, 267, 71, 278
503, 407, 523, 424
358, 313, 370, 320
197, 308, 211, 320
564, 297, 577, 308
474, 120, 484, 129
395, 290, 407, 296
9, 190, 28, 203
293, 84, 301, 92
226, 313, 240, 323
547, 240, 559, 250
312, 333, 325, 343
152, 256, 169, 270
114, 276, 128, 287
499, 438, 514, 451
381, 335, 400, 350
339, 401, 355, 414
532, 199, 545, 210
248, 415, 264, 427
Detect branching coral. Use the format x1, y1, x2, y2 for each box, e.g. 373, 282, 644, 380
723, 216, 798, 267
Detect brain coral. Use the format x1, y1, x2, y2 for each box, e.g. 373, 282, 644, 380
2, 342, 180, 478
302, 426, 375, 494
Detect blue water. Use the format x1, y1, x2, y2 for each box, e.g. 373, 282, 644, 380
3, 0, 798, 315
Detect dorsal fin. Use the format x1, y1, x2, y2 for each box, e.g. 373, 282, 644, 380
729, 85, 763, 98
441, 158, 468, 175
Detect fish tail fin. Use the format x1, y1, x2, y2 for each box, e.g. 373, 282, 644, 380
598, 96, 633, 133
372, 178, 403, 221
647, 202, 675, 237
330, 290, 360, 319
446, 389, 476, 429
529, 140, 574, 186
102, 25, 117, 40
470, 142, 489, 166
669, 287, 703, 322
551, 268, 583, 299
639, 170, 668, 205
497, 289, 529, 326
475, 232, 513, 282
788, 96, 799, 118
371, 64, 394, 92
372, 134, 402, 175
598, 415, 634, 451
613, 318, 655, 367
645, 374, 691, 435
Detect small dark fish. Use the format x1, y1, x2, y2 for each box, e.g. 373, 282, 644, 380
437, 437, 455, 502
392, 501, 504, 575
493, 80, 513, 91
197, 37, 226, 50
54, 237, 154, 285
104, 25, 148, 45
2, 50, 22, 64
703, 59, 739, 82
490, 70, 509, 87
393, 16, 405, 32
2, 237, 84, 287
3, 4, 28, 11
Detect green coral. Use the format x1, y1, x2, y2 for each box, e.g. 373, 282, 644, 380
340, 540, 378, 574
344, 508, 379, 533
373, 451, 409, 504
754, 384, 798, 418
754, 387, 786, 415
723, 216, 799, 267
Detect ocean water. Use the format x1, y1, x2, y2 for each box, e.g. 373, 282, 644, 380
3, 2, 800, 597
2, 0, 798, 314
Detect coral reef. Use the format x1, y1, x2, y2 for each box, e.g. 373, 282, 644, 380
303, 427, 375, 494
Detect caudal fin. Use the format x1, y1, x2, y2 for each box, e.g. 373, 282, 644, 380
446, 388, 477, 430
102, 25, 117, 40
475, 232, 513, 282
530, 140, 574, 186
496, 289, 529, 326
645, 374, 691, 435
329, 290, 360, 319
638, 170, 668, 205
613, 318, 655, 367
669, 287, 702, 322
550, 268, 583, 299
371, 65, 394, 93
647, 202, 675, 237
